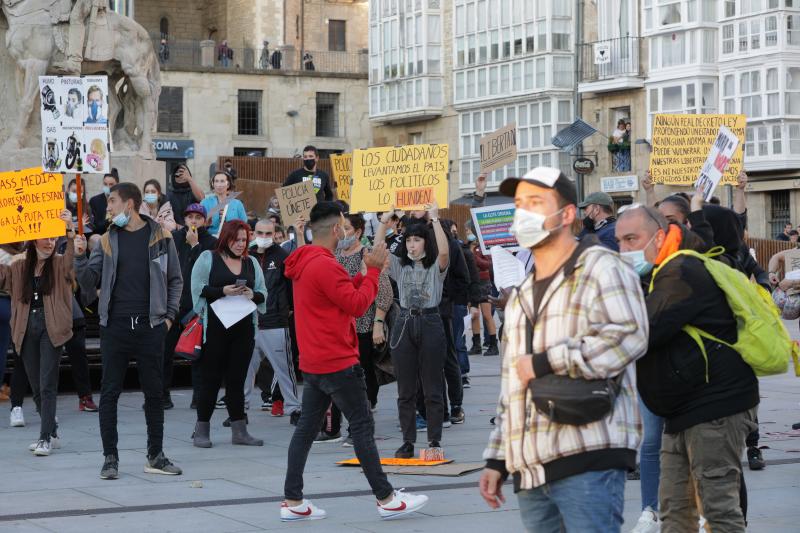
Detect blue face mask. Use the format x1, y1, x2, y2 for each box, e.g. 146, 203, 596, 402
620, 234, 657, 276
90, 100, 99, 118
144, 193, 158, 204
102, 186, 111, 195
112, 210, 129, 228
467, 234, 477, 243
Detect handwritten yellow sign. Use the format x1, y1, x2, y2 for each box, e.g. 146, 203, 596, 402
650, 114, 746, 186
330, 153, 351, 203
350, 144, 449, 212
0, 168, 65, 244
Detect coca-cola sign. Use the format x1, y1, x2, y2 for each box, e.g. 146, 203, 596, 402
573, 157, 595, 174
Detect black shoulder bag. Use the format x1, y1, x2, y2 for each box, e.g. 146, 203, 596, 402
519, 290, 623, 426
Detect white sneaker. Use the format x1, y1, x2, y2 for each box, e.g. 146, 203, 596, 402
377, 489, 429, 519
32, 439, 51, 456
29, 436, 60, 451
280, 499, 327, 522
631, 507, 660, 533
10, 406, 24, 427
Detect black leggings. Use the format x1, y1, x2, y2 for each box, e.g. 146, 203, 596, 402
195, 312, 254, 423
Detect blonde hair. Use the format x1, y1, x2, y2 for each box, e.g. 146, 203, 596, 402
90, 138, 106, 156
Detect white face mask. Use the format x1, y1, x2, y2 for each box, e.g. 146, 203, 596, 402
255, 237, 273, 249
510, 207, 564, 249
407, 251, 426, 261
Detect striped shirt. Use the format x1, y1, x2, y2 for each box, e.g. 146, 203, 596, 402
483, 242, 648, 490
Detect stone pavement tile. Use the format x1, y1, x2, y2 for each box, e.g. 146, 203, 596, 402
344, 508, 525, 533
0, 488, 121, 516
0, 521, 53, 532
26, 508, 258, 533
77, 478, 274, 507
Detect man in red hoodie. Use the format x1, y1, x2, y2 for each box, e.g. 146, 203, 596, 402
280, 202, 429, 523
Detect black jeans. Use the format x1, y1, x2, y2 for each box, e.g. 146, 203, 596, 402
285, 365, 393, 501
20, 309, 62, 440
162, 321, 182, 398
196, 311, 254, 423
390, 311, 446, 443
99, 317, 167, 458
441, 315, 463, 412
64, 323, 92, 398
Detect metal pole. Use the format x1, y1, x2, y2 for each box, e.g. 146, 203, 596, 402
574, 0, 584, 202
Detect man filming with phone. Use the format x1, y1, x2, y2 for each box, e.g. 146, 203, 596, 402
168, 164, 205, 228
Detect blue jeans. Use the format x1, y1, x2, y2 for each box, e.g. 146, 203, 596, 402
452, 304, 469, 375
517, 469, 626, 533
640, 398, 664, 511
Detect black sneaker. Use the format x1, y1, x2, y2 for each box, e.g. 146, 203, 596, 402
100, 454, 119, 480
163, 397, 174, 410
462, 376, 471, 389
468, 343, 482, 355
395, 441, 414, 459
313, 431, 342, 443
144, 452, 182, 475
450, 407, 465, 425
429, 440, 440, 448
215, 397, 226, 409
290, 411, 301, 426
483, 344, 499, 356
747, 447, 766, 470
627, 464, 640, 481
261, 398, 272, 411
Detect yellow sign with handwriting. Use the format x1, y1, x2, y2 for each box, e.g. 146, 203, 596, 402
0, 168, 65, 244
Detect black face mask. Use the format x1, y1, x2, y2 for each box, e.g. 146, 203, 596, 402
303, 159, 315, 171
582, 215, 595, 232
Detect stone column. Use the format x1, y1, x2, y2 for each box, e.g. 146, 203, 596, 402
200, 40, 216, 68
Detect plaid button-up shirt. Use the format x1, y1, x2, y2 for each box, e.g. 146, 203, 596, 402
483, 243, 648, 490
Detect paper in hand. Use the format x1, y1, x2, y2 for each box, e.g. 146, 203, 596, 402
490, 246, 525, 291
209, 294, 256, 329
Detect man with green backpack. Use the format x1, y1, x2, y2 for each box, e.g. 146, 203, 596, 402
615, 205, 790, 533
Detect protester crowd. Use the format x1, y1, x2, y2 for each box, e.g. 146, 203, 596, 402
0, 149, 791, 530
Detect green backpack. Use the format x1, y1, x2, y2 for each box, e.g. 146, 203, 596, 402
649, 247, 793, 379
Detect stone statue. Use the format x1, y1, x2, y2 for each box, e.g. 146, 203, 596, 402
0, 0, 160, 156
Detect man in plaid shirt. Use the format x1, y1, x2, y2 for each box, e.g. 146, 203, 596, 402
478, 168, 649, 532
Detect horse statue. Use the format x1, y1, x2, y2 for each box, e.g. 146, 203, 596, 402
0, 0, 160, 156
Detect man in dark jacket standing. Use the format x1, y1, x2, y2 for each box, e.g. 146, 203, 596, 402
167, 164, 205, 228
283, 145, 334, 203
244, 219, 300, 422
163, 203, 217, 408
615, 206, 758, 533
578, 192, 618, 251
74, 183, 184, 481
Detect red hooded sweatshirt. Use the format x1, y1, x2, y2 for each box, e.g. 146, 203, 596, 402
284, 245, 380, 374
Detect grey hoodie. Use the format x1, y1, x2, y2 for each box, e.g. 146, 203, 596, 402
74, 215, 182, 327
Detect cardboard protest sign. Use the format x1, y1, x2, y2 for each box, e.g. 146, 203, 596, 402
275, 181, 316, 230
479, 123, 517, 174
350, 145, 449, 212
330, 153, 352, 203
0, 169, 65, 244
650, 114, 745, 186
785, 249, 800, 273
39, 75, 111, 174
695, 126, 740, 201
470, 203, 519, 255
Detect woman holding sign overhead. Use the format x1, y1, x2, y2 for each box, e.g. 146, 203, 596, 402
190, 220, 267, 448
0, 210, 76, 456
375, 202, 449, 459
201, 172, 247, 236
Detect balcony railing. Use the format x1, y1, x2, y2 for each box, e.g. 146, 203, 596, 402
578, 36, 643, 84
150, 35, 367, 75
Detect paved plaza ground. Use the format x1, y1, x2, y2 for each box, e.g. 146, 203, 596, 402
0, 346, 798, 532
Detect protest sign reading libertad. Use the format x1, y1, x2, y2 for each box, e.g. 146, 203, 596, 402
0, 168, 65, 244
330, 153, 352, 203
275, 181, 316, 230
650, 114, 745, 186
350, 144, 449, 212
480, 123, 517, 174
470, 204, 520, 255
